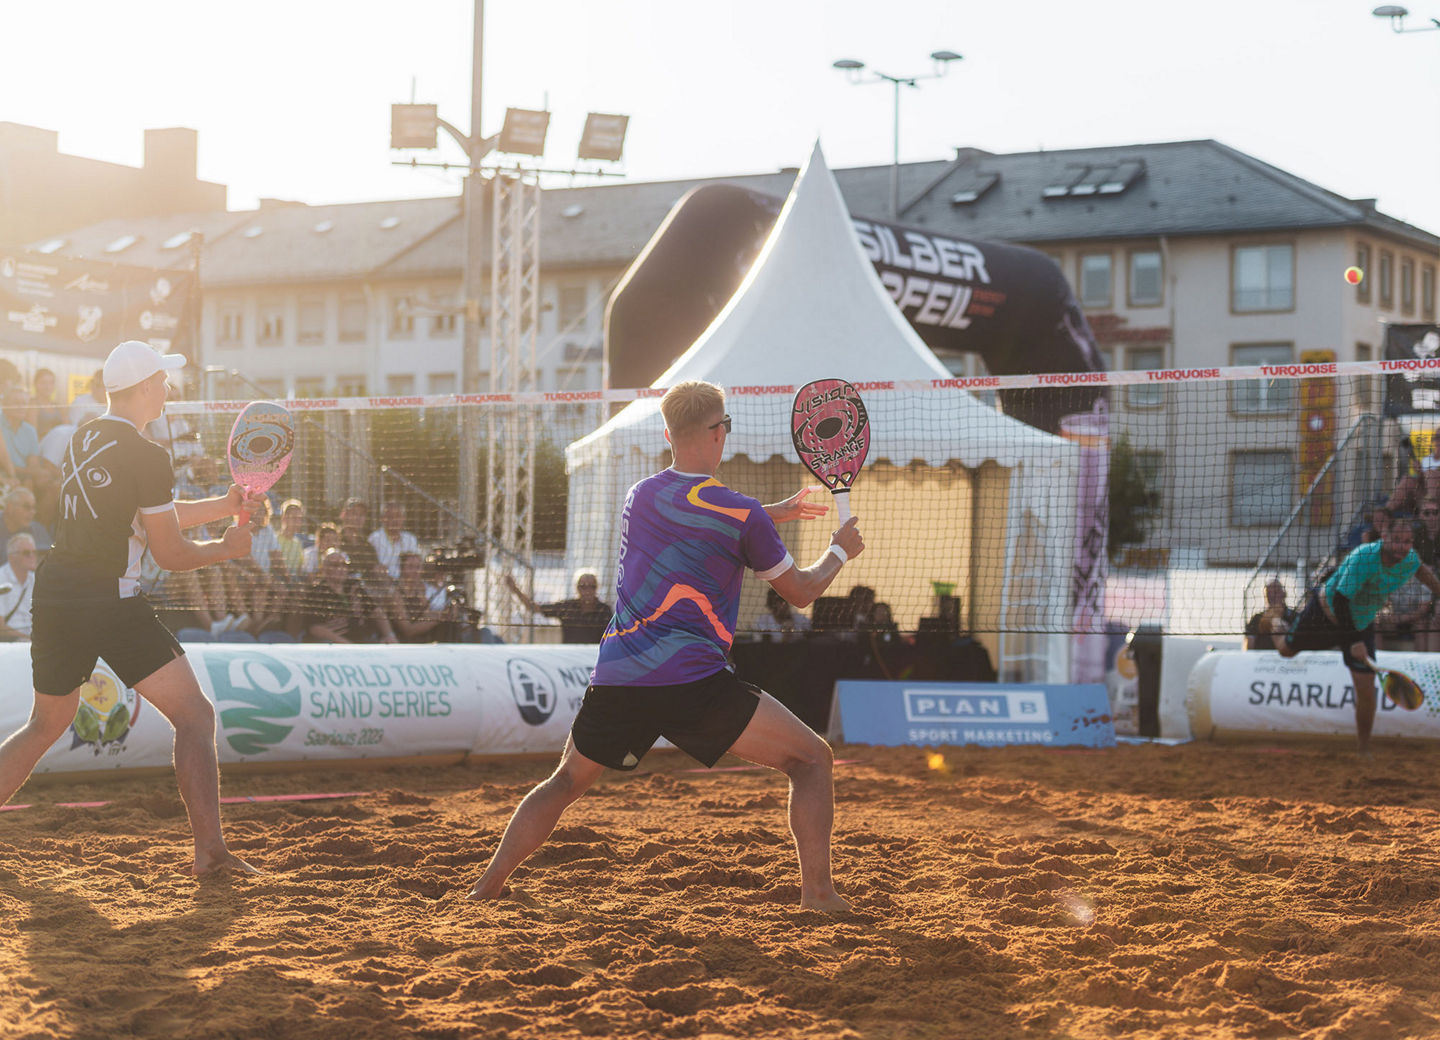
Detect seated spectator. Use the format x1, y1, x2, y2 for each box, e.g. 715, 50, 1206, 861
247, 496, 282, 572
69, 369, 106, 426
338, 497, 381, 574
847, 585, 896, 634
302, 548, 396, 644
1415, 502, 1440, 569
302, 522, 342, 574
229, 560, 288, 637
0, 386, 40, 483
30, 368, 65, 439
504, 569, 612, 643
273, 498, 309, 578
1378, 575, 1434, 651
0, 532, 39, 640
369, 501, 419, 578
1243, 579, 1297, 650
0, 486, 52, 550
753, 586, 811, 642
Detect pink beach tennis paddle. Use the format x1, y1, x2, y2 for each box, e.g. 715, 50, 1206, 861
227, 400, 295, 524
791, 378, 871, 522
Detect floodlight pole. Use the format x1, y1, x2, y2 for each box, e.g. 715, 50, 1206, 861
833, 51, 962, 220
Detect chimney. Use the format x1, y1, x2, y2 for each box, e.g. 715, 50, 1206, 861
143, 127, 199, 178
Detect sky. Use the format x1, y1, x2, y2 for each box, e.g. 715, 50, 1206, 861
5, 0, 1440, 234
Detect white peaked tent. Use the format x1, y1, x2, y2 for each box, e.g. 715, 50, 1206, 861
565, 143, 1079, 681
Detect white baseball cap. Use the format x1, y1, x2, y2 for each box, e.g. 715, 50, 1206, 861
102, 340, 186, 393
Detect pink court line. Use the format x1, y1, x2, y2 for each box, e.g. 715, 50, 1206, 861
680, 759, 860, 775
1, 791, 367, 813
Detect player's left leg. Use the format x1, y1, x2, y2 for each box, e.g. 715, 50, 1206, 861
0, 689, 81, 807
1348, 664, 1378, 757
468, 736, 605, 900
134, 654, 258, 875
726, 692, 849, 912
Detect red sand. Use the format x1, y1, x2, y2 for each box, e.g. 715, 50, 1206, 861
3, 740, 1439, 1039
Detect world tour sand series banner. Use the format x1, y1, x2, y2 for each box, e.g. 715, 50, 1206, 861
0, 644, 602, 776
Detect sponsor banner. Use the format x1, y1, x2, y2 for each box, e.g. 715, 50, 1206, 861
1202, 652, 1440, 738
0, 644, 602, 776
0, 248, 194, 357
1298, 349, 1336, 524
1383, 323, 1440, 416
836, 680, 1115, 748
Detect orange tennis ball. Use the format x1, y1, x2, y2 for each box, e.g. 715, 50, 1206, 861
1345, 266, 1364, 285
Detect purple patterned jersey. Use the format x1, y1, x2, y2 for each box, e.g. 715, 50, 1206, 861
592, 469, 794, 686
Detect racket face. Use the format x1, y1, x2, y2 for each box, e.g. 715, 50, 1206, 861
227, 401, 295, 495
1384, 670, 1425, 711
791, 379, 871, 492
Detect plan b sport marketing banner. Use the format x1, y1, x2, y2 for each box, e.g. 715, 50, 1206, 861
0, 644, 601, 775
0, 247, 194, 356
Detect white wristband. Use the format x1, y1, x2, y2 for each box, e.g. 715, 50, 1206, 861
827, 544, 848, 565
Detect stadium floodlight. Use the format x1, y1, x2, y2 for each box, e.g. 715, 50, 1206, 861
831, 50, 963, 219
1372, 3, 1440, 31
498, 108, 551, 157
578, 113, 630, 163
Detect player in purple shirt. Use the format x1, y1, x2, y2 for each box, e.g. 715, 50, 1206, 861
469, 380, 865, 911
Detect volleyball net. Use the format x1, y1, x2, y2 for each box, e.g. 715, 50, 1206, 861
140, 357, 1426, 648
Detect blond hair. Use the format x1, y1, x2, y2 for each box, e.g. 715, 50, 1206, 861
660, 380, 725, 439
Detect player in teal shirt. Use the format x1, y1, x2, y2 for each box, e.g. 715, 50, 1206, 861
1272, 509, 1440, 754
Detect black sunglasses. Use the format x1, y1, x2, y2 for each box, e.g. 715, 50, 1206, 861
708, 414, 732, 433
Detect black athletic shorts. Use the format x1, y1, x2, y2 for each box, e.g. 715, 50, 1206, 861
571, 668, 763, 771
1286, 593, 1375, 673
31, 593, 184, 697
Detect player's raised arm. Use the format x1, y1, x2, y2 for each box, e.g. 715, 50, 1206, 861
142, 505, 253, 572
768, 516, 865, 608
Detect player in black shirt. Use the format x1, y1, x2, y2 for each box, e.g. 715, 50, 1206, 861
0, 341, 265, 876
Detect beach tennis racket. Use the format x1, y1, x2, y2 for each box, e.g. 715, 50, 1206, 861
1363, 654, 1426, 711
227, 401, 295, 525
792, 378, 871, 522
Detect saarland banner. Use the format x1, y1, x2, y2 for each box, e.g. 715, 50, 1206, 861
0, 247, 194, 357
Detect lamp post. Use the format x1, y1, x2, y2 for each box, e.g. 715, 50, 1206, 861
832, 50, 962, 220
1372, 4, 1440, 30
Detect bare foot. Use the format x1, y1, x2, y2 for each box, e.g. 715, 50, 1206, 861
193, 851, 262, 877
800, 890, 851, 913
465, 881, 505, 901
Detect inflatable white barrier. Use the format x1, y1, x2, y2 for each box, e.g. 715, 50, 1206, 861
1188, 649, 1440, 742
0, 643, 600, 776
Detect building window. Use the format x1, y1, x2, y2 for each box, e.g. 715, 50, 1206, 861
218, 309, 243, 348
1356, 243, 1372, 304
390, 297, 415, 339
1127, 250, 1163, 307
1424, 264, 1437, 321
335, 375, 367, 397
1401, 257, 1416, 315
293, 377, 325, 399
430, 296, 457, 337
1232, 451, 1295, 527
339, 297, 367, 342
256, 379, 285, 399
386, 374, 415, 396
1124, 346, 1166, 409
1379, 250, 1394, 309
298, 298, 326, 344
427, 372, 457, 395
557, 284, 588, 332
1231, 343, 1295, 415
258, 305, 285, 346
1232, 244, 1293, 312
1079, 253, 1112, 308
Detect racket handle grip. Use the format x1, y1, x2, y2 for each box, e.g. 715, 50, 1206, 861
236, 509, 250, 526
834, 490, 851, 523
